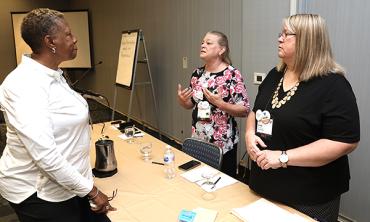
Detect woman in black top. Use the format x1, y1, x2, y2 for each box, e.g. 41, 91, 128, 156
245, 14, 360, 222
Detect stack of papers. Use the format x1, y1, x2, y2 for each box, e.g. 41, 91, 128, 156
231, 198, 311, 222
180, 166, 238, 192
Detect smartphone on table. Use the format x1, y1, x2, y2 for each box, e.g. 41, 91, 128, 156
178, 160, 201, 171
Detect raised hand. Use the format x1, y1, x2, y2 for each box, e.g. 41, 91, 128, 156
177, 84, 194, 109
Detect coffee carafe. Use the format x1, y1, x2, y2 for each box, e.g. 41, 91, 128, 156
93, 138, 118, 178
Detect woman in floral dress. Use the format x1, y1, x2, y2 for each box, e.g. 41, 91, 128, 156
177, 31, 250, 177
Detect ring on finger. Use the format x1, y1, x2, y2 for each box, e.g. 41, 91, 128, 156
105, 205, 110, 210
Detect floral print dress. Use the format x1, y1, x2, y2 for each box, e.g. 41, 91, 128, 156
190, 65, 250, 153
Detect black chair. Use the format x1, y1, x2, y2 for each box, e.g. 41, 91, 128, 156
182, 138, 223, 170
0, 124, 6, 155
0, 110, 7, 155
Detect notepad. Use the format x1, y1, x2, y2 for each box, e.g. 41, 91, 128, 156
193, 208, 218, 222
231, 198, 310, 222
178, 209, 196, 222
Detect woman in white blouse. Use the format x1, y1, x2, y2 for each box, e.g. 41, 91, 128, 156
0, 8, 114, 222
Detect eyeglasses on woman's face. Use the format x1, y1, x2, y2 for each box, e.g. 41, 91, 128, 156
278, 32, 296, 39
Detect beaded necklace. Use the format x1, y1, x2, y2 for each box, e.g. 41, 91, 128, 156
271, 77, 300, 109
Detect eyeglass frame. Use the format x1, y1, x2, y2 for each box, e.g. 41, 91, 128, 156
107, 189, 118, 201
278, 32, 296, 39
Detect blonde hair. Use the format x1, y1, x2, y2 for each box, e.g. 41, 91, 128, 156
277, 14, 345, 81
208, 31, 232, 65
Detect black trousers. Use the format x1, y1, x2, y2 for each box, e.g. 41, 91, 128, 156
220, 144, 237, 178
9, 193, 110, 222
289, 196, 341, 222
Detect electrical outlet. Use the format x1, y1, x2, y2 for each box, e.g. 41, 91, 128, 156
253, 72, 266, 85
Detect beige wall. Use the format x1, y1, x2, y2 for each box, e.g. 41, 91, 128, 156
1, 1, 369, 220
69, 0, 244, 144
69, 1, 370, 220
0, 0, 71, 82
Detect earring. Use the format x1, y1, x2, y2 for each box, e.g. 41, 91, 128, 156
51, 47, 56, 54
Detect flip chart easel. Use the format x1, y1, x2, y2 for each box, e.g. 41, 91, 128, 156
112, 29, 161, 139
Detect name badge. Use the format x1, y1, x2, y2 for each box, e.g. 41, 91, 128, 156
255, 109, 273, 136
197, 101, 211, 120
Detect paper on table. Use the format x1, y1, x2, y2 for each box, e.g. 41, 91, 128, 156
181, 166, 217, 183
198, 174, 237, 192
231, 198, 311, 222
180, 166, 238, 192
193, 208, 218, 222
118, 131, 145, 140
110, 125, 120, 130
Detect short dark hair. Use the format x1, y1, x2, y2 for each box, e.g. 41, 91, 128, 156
21, 8, 64, 53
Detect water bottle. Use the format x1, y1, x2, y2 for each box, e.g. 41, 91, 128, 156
163, 145, 176, 179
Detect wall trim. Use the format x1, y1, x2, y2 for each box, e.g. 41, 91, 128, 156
290, 0, 297, 15
338, 214, 357, 222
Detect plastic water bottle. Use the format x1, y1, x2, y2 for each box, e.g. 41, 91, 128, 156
163, 145, 176, 179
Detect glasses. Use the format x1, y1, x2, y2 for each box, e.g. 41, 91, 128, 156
107, 189, 118, 201
278, 32, 296, 39
124, 126, 135, 144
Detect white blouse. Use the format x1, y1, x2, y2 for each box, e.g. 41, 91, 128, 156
0, 55, 93, 203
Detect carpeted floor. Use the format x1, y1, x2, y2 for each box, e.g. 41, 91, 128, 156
0, 98, 180, 221
0, 198, 18, 222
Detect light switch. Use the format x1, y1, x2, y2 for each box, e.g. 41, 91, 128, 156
253, 72, 266, 85
182, 57, 188, 69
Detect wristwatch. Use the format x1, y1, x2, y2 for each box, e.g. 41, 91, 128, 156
279, 150, 289, 168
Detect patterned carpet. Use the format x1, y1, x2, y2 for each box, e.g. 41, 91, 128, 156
0, 123, 18, 221
0, 198, 18, 222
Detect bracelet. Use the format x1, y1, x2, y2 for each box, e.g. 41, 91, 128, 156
88, 188, 99, 200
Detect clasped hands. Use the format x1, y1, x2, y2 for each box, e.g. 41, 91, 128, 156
88, 186, 117, 214
246, 134, 282, 170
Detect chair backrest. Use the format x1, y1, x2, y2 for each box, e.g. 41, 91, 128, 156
0, 124, 7, 155
182, 138, 223, 170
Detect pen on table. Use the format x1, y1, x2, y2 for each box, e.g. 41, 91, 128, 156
133, 130, 143, 137
211, 176, 221, 189
111, 120, 122, 125
152, 161, 164, 165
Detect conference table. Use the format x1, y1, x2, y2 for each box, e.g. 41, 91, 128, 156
90, 122, 314, 222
